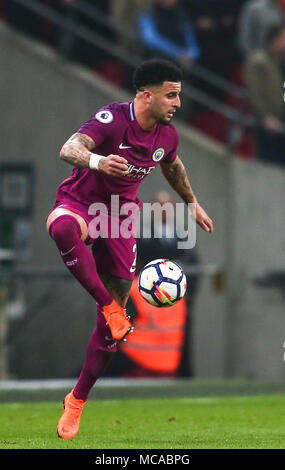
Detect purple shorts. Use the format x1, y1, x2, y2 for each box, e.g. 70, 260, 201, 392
50, 198, 138, 281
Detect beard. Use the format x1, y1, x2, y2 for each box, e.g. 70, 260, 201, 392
158, 118, 171, 126
158, 112, 173, 125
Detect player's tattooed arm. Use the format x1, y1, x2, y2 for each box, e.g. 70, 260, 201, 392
160, 156, 214, 233
160, 156, 196, 204
59, 132, 95, 167
60, 132, 129, 176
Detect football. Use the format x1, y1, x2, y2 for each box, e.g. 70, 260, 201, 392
138, 258, 187, 307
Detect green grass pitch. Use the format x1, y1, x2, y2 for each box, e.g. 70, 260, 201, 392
0, 394, 284, 449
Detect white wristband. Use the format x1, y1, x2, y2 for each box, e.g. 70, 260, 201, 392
89, 153, 105, 170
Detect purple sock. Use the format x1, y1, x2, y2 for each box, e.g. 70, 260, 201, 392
49, 215, 113, 306
73, 304, 117, 401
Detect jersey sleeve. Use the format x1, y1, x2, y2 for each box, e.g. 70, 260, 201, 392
77, 107, 115, 147
162, 127, 179, 163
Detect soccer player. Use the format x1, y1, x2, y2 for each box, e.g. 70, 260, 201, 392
46, 59, 213, 439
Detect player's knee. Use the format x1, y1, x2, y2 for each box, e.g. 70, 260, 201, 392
49, 215, 81, 244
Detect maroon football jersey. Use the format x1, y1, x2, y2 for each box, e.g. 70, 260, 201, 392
55, 102, 178, 210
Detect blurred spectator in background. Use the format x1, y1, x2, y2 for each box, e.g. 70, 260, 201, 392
110, 0, 154, 55
238, 0, 285, 59
138, 0, 200, 72
106, 191, 200, 378
245, 23, 285, 166
183, 0, 246, 88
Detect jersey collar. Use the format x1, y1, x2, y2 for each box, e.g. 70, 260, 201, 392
129, 102, 135, 121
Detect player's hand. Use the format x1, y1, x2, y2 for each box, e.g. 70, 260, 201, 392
189, 202, 214, 233
98, 154, 129, 177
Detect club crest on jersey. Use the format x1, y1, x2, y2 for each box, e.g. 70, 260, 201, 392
95, 110, 113, 123
152, 147, 165, 162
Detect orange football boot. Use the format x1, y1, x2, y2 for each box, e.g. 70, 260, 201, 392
102, 299, 133, 341
57, 389, 86, 439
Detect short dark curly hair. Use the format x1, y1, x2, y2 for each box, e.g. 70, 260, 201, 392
133, 59, 182, 90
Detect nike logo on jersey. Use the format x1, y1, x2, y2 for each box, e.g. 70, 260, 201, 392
119, 143, 132, 149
